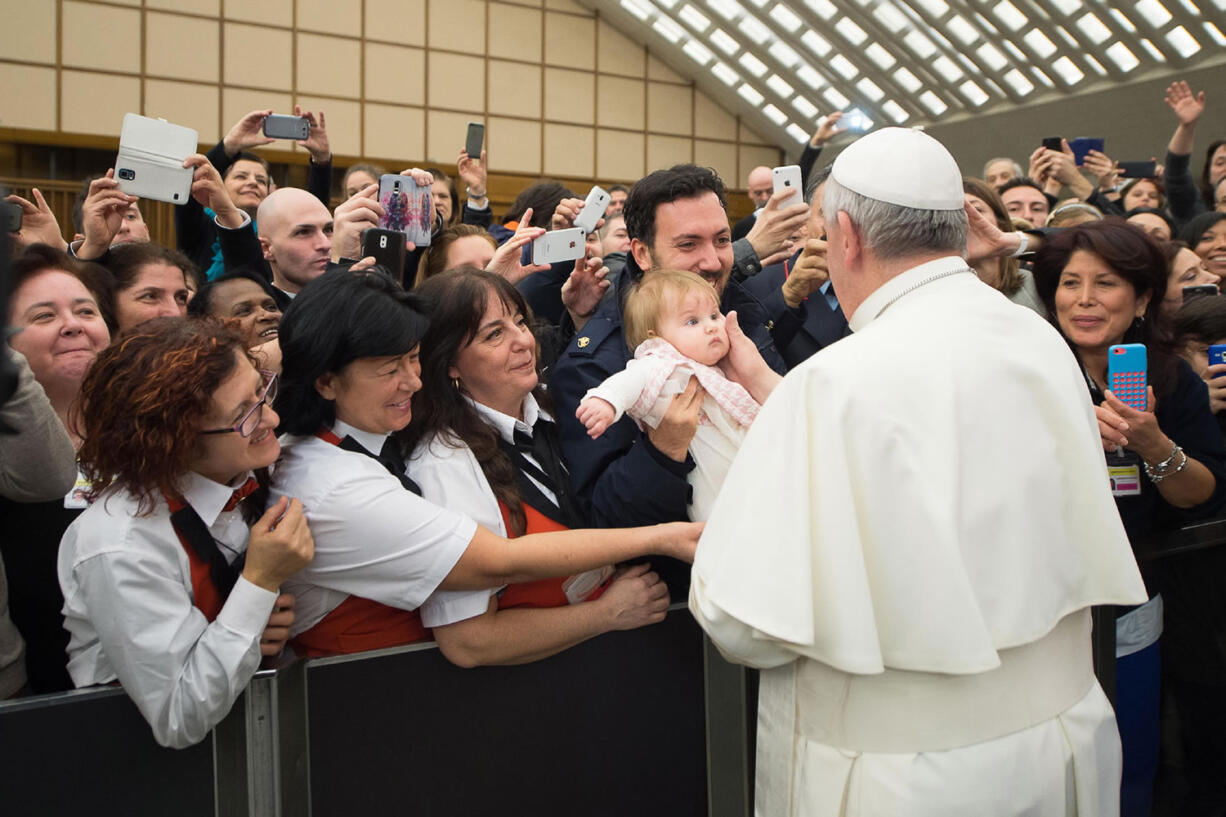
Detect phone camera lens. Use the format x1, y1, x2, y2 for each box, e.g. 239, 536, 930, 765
118, 168, 135, 180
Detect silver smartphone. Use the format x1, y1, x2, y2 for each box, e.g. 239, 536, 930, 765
263, 114, 310, 140
572, 186, 611, 234
772, 165, 803, 201
532, 228, 586, 265
114, 113, 197, 205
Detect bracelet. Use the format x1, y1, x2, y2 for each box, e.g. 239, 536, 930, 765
1147, 440, 1180, 472
1008, 231, 1030, 257
1146, 447, 1188, 483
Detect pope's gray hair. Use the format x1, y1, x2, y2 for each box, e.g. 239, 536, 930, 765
821, 176, 967, 260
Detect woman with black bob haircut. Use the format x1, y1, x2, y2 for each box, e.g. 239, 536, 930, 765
1033, 219, 1226, 817
270, 267, 699, 658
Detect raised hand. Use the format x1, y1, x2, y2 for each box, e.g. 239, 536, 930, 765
1165, 81, 1206, 127
223, 109, 276, 157
560, 254, 610, 330
457, 148, 488, 199
811, 111, 845, 147
294, 105, 331, 164
745, 188, 809, 261
183, 155, 243, 227
486, 207, 547, 284
5, 187, 68, 252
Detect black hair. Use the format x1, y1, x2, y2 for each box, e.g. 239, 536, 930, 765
1173, 293, 1226, 346
1179, 211, 1226, 248
623, 164, 728, 250
1033, 219, 1178, 396
405, 267, 545, 535
1200, 139, 1226, 210
503, 181, 574, 228
1125, 206, 1176, 237
187, 268, 280, 318
274, 267, 429, 435
997, 176, 1046, 197
223, 152, 271, 180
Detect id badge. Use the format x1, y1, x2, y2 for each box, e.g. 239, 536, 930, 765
63, 467, 91, 509
1106, 450, 1142, 497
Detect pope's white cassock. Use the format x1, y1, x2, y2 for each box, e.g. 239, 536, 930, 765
690, 136, 1148, 815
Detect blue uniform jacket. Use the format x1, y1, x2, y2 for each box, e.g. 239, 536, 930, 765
549, 256, 797, 528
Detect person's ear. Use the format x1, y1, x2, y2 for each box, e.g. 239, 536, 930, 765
1135, 291, 1151, 318
314, 372, 338, 400
835, 211, 863, 268
260, 236, 274, 262
630, 237, 653, 272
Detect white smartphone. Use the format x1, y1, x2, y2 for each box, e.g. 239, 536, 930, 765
114, 113, 198, 205
572, 186, 611, 234
532, 228, 586, 265
772, 165, 803, 201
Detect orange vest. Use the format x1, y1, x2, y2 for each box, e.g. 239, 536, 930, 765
290, 597, 429, 658
496, 502, 610, 609
164, 494, 226, 622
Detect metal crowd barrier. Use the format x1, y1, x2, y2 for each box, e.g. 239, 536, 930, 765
10, 517, 1226, 817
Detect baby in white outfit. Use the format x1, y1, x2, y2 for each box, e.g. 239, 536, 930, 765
577, 270, 762, 522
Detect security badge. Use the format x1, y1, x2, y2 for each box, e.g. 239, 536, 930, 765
1107, 450, 1142, 497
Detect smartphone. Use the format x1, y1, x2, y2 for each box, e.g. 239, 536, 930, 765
1041, 137, 1062, 152
1183, 284, 1219, 300
772, 165, 803, 201
1, 201, 20, 233
572, 186, 610, 234
1208, 344, 1226, 377
378, 174, 433, 248
465, 122, 485, 159
532, 228, 586, 265
1107, 343, 1147, 411
1117, 160, 1157, 179
263, 114, 310, 140
1068, 137, 1105, 166
361, 228, 407, 283
114, 113, 197, 205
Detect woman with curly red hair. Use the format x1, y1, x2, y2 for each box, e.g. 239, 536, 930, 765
57, 317, 313, 748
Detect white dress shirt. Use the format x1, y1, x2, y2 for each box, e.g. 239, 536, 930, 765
406, 395, 556, 627
271, 420, 478, 636
58, 470, 277, 749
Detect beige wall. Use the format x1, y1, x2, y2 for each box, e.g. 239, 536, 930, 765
0, 0, 781, 187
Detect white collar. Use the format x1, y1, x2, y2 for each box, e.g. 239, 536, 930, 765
848, 256, 971, 333
467, 393, 551, 444
178, 470, 255, 527
331, 419, 391, 456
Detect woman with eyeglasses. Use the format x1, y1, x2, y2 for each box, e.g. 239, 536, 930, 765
58, 318, 314, 748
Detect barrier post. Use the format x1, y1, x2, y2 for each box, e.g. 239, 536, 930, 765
704, 636, 753, 817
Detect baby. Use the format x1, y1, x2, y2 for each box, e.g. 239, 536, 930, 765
576, 270, 762, 522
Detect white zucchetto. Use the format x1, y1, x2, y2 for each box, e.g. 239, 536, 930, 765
830, 127, 965, 211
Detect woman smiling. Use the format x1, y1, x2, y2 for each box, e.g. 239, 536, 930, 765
270, 269, 699, 657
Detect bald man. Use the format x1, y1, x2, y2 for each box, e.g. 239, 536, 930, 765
217, 185, 381, 306
731, 165, 774, 241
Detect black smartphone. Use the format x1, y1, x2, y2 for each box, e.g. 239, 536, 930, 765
361, 228, 407, 285
1041, 137, 1062, 152
1117, 160, 1157, 179
263, 114, 311, 140
1183, 284, 1219, 300
465, 122, 485, 158
1, 201, 20, 233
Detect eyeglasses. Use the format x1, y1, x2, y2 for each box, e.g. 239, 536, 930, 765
200, 372, 278, 438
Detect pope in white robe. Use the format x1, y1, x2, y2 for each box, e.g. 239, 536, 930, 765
690, 128, 1148, 817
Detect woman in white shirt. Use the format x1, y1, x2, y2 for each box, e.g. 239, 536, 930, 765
406, 268, 669, 667
270, 268, 698, 658
60, 317, 314, 748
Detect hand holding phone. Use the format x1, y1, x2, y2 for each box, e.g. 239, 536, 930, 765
115, 113, 198, 205
772, 165, 803, 202
465, 122, 485, 160
1068, 137, 1105, 166
1041, 137, 1062, 152
1117, 160, 1157, 179
1107, 343, 1147, 412
572, 187, 611, 234
361, 228, 408, 284
378, 174, 432, 247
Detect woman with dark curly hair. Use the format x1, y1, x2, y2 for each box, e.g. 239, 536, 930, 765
58, 318, 313, 748
1033, 220, 1226, 816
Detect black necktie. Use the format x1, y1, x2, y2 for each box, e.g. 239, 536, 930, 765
501, 418, 586, 528
339, 434, 422, 496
